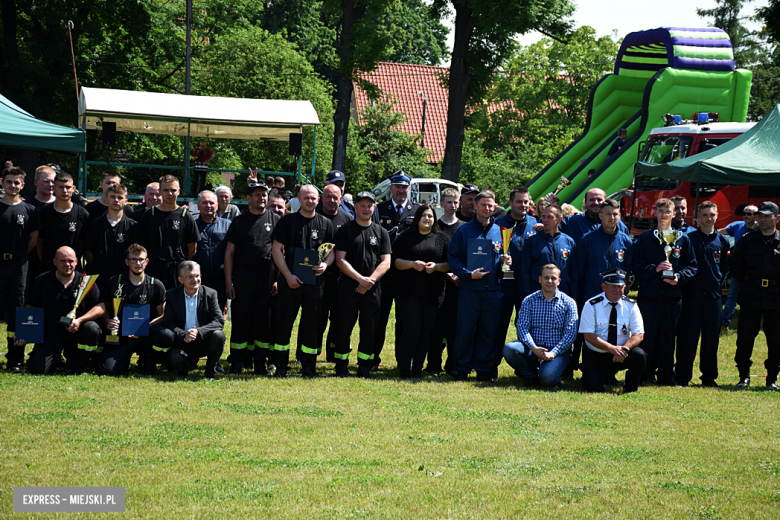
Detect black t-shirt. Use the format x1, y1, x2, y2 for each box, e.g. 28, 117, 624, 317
0, 200, 40, 257
225, 210, 279, 269
392, 230, 450, 302
85, 198, 109, 230
39, 203, 89, 265
140, 206, 199, 263
271, 212, 336, 271
335, 220, 392, 279
322, 211, 352, 275
104, 273, 166, 334
128, 204, 148, 223
85, 214, 142, 277
24, 196, 52, 212
29, 270, 102, 329
438, 219, 465, 240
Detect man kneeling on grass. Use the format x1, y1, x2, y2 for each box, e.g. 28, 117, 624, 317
503, 264, 578, 387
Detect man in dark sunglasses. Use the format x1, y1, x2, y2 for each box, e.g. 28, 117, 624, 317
720, 205, 758, 333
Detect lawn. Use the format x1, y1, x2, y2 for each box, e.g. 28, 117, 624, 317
0, 307, 778, 518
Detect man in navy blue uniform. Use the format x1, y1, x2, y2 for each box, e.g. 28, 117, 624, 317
675, 201, 729, 387
315, 170, 355, 219
632, 198, 697, 385
493, 186, 536, 377
547, 188, 628, 243
671, 196, 696, 235
447, 191, 511, 381
520, 204, 577, 298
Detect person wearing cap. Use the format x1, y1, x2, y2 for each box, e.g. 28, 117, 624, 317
631, 198, 697, 386
579, 268, 646, 393
270, 185, 336, 378
519, 203, 578, 298
456, 184, 506, 222
334, 191, 392, 378
224, 181, 279, 375
674, 201, 729, 387
447, 190, 511, 381
316, 170, 355, 219
373, 170, 421, 368
719, 204, 758, 333
503, 264, 577, 387
729, 200, 780, 391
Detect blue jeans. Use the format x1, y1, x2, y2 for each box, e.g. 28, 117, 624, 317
722, 278, 740, 327
502, 341, 571, 387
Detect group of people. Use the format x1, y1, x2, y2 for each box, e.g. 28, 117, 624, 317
0, 163, 777, 392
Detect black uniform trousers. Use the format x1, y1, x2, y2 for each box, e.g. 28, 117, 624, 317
581, 345, 646, 393
375, 274, 398, 366
99, 324, 175, 376
148, 260, 180, 293
317, 272, 340, 360
168, 329, 225, 378
735, 306, 780, 381
427, 283, 458, 373
1, 258, 28, 367
675, 297, 721, 384
202, 271, 227, 312
637, 298, 682, 384
334, 278, 381, 368
27, 322, 102, 375
395, 296, 438, 377
494, 282, 522, 373
273, 277, 324, 371
229, 264, 273, 370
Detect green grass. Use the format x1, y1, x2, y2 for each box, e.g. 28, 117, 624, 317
1, 306, 779, 518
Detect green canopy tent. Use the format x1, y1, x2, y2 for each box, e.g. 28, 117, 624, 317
636, 104, 780, 186
0, 93, 85, 154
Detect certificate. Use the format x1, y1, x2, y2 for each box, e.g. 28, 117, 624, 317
467, 239, 493, 273
15, 307, 43, 344
122, 304, 150, 337
293, 248, 318, 286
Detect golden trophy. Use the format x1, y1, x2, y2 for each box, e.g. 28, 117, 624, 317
59, 274, 99, 326
106, 283, 124, 344
551, 176, 571, 197
653, 229, 683, 280
500, 227, 514, 280
318, 242, 335, 264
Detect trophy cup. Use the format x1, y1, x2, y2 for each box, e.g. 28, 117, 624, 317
653, 229, 683, 280
106, 283, 124, 344
551, 176, 572, 197
318, 243, 335, 264
500, 227, 514, 280
59, 274, 99, 326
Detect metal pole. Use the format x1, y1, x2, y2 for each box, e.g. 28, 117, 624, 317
419, 92, 427, 148
183, 0, 192, 195
310, 126, 317, 181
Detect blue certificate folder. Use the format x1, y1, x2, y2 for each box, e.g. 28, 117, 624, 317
467, 239, 494, 272
293, 248, 319, 285
15, 307, 43, 344
122, 305, 150, 337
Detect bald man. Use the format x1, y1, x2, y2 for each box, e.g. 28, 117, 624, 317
129, 182, 161, 222
269, 185, 336, 377
23, 246, 105, 374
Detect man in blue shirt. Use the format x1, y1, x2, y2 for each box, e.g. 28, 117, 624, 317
447, 190, 511, 381
503, 264, 578, 387
520, 204, 578, 298
193, 191, 231, 311
719, 204, 757, 332
493, 186, 537, 377
549, 188, 629, 243
676, 201, 730, 387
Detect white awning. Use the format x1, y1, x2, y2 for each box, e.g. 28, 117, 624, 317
78, 87, 319, 141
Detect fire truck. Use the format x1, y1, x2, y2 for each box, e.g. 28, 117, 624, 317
620, 114, 778, 235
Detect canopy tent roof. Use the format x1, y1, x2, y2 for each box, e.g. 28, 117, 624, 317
78, 87, 320, 141
636, 104, 780, 186
0, 93, 85, 154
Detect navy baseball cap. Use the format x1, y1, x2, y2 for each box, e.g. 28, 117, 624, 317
600, 267, 627, 285
390, 170, 411, 186
354, 191, 376, 203
758, 201, 779, 215
326, 170, 345, 184
461, 184, 479, 195
247, 182, 268, 194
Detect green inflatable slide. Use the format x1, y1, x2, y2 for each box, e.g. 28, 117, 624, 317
526, 27, 752, 209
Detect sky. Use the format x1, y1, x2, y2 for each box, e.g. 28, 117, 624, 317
443, 0, 769, 51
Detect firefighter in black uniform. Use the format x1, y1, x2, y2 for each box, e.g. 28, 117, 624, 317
335, 192, 392, 378
37, 173, 89, 272
730, 201, 780, 390
271, 185, 336, 377
0, 167, 40, 371
372, 171, 420, 368
224, 182, 279, 375
139, 175, 199, 290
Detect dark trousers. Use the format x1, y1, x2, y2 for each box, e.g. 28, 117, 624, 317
637, 299, 682, 383
317, 273, 340, 360
334, 279, 381, 367
375, 275, 397, 366
494, 282, 522, 371
676, 297, 721, 384
273, 277, 324, 370
202, 272, 227, 312
395, 297, 437, 377
148, 260, 180, 292
193, 163, 208, 195
452, 289, 502, 376
27, 322, 102, 374
427, 283, 458, 373
99, 324, 174, 376
582, 345, 646, 393
168, 329, 225, 378
229, 264, 273, 369
1, 259, 28, 367
735, 306, 780, 380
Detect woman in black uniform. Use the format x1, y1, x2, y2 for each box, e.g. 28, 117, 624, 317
392, 204, 450, 379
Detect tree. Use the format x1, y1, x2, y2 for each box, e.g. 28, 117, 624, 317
696, 0, 763, 68
379, 0, 449, 65
431, 0, 575, 182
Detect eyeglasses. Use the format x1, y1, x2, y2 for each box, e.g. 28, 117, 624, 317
743, 212, 755, 216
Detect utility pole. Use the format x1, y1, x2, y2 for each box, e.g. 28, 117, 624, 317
418, 91, 427, 148
183, 0, 193, 196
